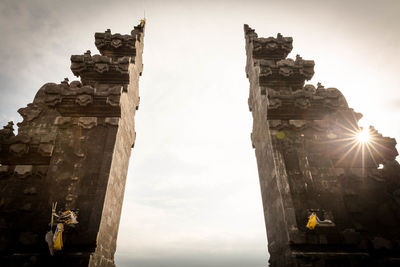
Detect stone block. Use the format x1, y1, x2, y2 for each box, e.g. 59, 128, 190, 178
54, 116, 72, 126
14, 165, 33, 177
105, 117, 119, 126
19, 232, 38, 245
341, 228, 361, 245
38, 143, 54, 157
9, 143, 29, 156
35, 165, 49, 177
372, 237, 392, 249
78, 117, 97, 129
76, 94, 93, 106
0, 165, 9, 174
23, 187, 37, 195
19, 203, 32, 211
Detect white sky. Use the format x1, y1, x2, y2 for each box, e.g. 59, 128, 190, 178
1, 1, 399, 266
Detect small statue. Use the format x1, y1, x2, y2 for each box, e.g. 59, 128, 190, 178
45, 202, 79, 255
0, 121, 14, 139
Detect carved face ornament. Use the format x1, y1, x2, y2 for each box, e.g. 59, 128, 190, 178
111, 39, 122, 48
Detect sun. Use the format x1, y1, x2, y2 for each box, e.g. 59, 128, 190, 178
356, 128, 370, 143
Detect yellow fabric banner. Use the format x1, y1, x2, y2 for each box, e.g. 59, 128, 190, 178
306, 213, 318, 230
53, 223, 64, 251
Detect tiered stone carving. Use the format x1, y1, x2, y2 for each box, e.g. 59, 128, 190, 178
0, 21, 145, 267
94, 27, 142, 58
245, 25, 400, 267
70, 51, 130, 86
39, 80, 124, 116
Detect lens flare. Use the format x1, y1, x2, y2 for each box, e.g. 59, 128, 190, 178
356, 128, 370, 143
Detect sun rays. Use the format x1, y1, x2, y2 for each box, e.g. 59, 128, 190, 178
356, 128, 371, 143
319, 113, 384, 171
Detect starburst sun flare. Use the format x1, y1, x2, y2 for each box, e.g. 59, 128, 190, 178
356, 128, 371, 143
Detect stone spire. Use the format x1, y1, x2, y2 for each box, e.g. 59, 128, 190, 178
245, 24, 400, 266
0, 21, 145, 267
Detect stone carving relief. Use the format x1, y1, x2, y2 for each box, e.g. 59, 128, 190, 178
0, 21, 145, 267
70, 50, 130, 82
31, 79, 124, 115
18, 104, 42, 122
257, 56, 315, 81
266, 83, 349, 118
95, 29, 137, 57
78, 117, 97, 129
0, 122, 14, 141
250, 31, 293, 59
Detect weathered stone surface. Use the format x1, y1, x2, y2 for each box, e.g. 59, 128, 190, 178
18, 104, 43, 122
19, 232, 39, 245
42, 81, 123, 117
14, 165, 33, 177
76, 94, 93, 106
0, 165, 9, 174
244, 25, 293, 60
54, 116, 72, 126
245, 24, 400, 266
23, 187, 37, 195
104, 117, 119, 126
38, 144, 54, 157
9, 143, 29, 156
95, 29, 138, 58
0, 20, 145, 267
0, 122, 15, 140
71, 51, 130, 86
78, 117, 98, 129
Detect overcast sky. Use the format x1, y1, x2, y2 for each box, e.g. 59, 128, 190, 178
1, 0, 399, 266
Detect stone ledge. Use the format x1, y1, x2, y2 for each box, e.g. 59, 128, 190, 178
95, 29, 137, 58
71, 51, 130, 86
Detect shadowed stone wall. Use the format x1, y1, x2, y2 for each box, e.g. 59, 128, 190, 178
244, 25, 400, 267
0, 22, 145, 267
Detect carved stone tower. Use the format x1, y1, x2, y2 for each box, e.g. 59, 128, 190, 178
245, 25, 400, 266
0, 22, 145, 266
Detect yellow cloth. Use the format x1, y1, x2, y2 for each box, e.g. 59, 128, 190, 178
306, 213, 318, 230
53, 223, 64, 251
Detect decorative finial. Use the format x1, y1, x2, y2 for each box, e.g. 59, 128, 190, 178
0, 121, 14, 138
61, 78, 69, 85
140, 18, 146, 27
296, 55, 303, 62
5, 121, 14, 129
141, 9, 146, 27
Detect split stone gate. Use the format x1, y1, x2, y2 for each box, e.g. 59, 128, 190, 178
0, 21, 399, 267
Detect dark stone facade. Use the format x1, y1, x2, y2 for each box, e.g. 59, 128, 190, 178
0, 22, 145, 267
244, 25, 400, 266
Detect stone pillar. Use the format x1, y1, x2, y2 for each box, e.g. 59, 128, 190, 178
0, 22, 145, 267
244, 25, 400, 267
